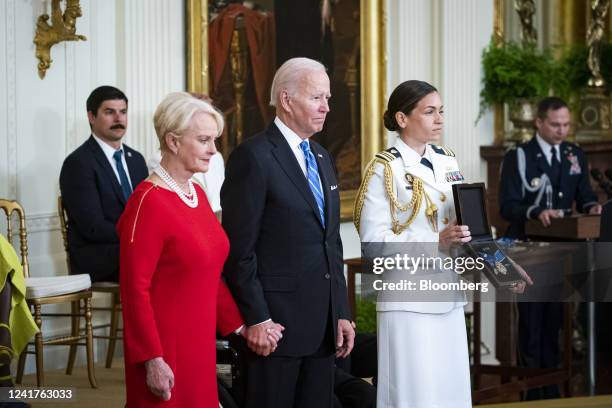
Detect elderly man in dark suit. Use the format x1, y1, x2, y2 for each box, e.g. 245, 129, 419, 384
221, 57, 354, 408
59, 86, 148, 282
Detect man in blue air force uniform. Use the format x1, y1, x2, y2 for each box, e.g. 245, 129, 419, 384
500, 97, 601, 239
499, 96, 601, 400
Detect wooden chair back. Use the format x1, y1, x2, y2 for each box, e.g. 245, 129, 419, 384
0, 199, 30, 278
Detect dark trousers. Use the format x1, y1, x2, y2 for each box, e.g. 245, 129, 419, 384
518, 302, 563, 400
244, 352, 335, 408
70, 243, 119, 282
333, 367, 376, 408
238, 308, 336, 408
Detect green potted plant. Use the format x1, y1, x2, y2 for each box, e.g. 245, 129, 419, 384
557, 43, 612, 95
479, 39, 558, 142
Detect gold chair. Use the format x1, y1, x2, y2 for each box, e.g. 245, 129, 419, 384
0, 199, 97, 388
57, 196, 122, 369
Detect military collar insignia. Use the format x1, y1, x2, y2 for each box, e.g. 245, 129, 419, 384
430, 144, 455, 157
375, 147, 402, 163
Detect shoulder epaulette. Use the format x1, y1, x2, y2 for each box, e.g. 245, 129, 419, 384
430, 145, 455, 157
375, 147, 402, 163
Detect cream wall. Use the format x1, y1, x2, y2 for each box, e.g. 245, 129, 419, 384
1, 0, 497, 373
0, 0, 184, 373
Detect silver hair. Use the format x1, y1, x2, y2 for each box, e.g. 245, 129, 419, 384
269, 57, 327, 107
153, 92, 224, 152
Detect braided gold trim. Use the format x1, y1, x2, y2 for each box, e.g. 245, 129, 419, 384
353, 157, 381, 231
387, 167, 422, 235
354, 155, 440, 235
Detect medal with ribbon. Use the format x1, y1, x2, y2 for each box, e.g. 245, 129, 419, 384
479, 249, 508, 275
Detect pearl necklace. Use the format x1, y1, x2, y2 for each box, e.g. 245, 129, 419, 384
153, 165, 199, 208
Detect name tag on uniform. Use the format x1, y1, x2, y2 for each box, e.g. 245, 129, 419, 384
445, 170, 464, 182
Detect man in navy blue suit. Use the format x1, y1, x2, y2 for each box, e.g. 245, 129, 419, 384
59, 86, 148, 282
499, 96, 601, 400
222, 58, 354, 408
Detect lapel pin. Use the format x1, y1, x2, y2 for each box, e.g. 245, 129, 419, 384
127, 151, 132, 158
330, 185, 338, 190
317, 153, 323, 158
536, 153, 542, 158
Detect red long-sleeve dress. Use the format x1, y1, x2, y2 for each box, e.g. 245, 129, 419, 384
117, 181, 243, 407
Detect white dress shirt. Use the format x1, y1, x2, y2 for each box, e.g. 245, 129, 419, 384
535, 133, 560, 166
274, 116, 323, 192
92, 133, 133, 189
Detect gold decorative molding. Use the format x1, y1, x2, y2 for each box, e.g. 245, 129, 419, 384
33, 0, 86, 79
586, 0, 610, 88
186, 0, 386, 222
360, 0, 386, 176
494, 0, 505, 45
493, 0, 505, 144
186, 0, 208, 94
514, 0, 537, 47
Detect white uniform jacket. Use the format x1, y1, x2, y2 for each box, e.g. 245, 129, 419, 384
355, 138, 467, 314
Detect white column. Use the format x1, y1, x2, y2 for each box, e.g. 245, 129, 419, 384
439, 0, 494, 185
440, 0, 496, 363
121, 0, 185, 163
386, 0, 440, 147
1, 0, 17, 199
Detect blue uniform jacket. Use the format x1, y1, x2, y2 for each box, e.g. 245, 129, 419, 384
499, 136, 598, 239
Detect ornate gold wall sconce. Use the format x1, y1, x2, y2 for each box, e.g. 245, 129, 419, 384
33, 0, 87, 79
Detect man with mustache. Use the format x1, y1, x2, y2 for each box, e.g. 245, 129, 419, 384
60, 86, 148, 282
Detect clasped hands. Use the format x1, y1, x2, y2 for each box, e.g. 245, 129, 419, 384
241, 320, 285, 356
144, 321, 286, 400
242, 318, 355, 358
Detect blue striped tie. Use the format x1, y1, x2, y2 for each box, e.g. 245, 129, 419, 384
299, 140, 325, 226
113, 150, 133, 201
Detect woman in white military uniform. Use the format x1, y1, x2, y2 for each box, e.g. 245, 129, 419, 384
354, 81, 473, 408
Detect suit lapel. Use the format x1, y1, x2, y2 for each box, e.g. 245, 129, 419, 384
311, 143, 332, 229
124, 145, 143, 187
529, 138, 552, 180
406, 161, 437, 190
86, 136, 126, 205
268, 125, 322, 225
559, 142, 571, 187
428, 150, 445, 185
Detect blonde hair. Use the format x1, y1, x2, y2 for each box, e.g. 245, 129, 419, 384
269, 58, 327, 107
153, 92, 224, 151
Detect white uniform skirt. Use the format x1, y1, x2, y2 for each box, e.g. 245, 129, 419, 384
377, 307, 472, 408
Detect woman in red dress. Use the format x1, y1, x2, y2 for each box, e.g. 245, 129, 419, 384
117, 92, 279, 407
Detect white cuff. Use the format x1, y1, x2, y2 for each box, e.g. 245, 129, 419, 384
250, 319, 272, 327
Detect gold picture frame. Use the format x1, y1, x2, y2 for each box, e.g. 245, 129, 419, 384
186, 0, 386, 221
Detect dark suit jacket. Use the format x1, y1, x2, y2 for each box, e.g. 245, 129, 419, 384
499, 137, 598, 239
59, 136, 148, 282
221, 123, 351, 357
